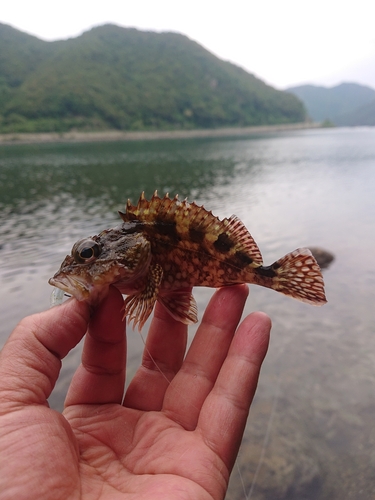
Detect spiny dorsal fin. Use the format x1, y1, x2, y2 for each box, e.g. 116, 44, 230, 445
120, 192, 174, 221
119, 193, 263, 265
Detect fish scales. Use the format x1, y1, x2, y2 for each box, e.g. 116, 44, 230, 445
49, 192, 327, 329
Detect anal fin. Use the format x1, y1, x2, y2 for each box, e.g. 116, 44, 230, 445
158, 289, 198, 324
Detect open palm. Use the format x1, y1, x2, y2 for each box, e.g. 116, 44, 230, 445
0, 285, 270, 500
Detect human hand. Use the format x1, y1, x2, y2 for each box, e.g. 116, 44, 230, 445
0, 285, 271, 500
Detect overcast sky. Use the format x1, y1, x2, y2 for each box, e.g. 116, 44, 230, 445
2, 0, 375, 90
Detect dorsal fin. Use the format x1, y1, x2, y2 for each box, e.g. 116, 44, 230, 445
119, 193, 263, 265
120, 192, 174, 221
223, 215, 263, 264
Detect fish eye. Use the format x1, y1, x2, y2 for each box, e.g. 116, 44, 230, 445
72, 239, 102, 264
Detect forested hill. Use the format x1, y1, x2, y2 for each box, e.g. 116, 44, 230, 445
286, 82, 375, 125
0, 23, 306, 133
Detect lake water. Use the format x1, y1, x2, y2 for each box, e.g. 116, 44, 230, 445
1, 127, 374, 499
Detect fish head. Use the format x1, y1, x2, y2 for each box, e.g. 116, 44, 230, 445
49, 224, 151, 304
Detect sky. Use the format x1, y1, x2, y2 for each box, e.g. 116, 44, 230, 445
2, 0, 375, 90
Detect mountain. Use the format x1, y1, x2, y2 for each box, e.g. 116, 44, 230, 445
286, 82, 375, 125
334, 98, 375, 126
0, 23, 306, 133
0, 23, 56, 87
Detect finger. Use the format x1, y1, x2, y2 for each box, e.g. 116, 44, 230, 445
198, 311, 271, 472
162, 284, 249, 429
123, 300, 188, 411
0, 298, 90, 410
65, 286, 126, 407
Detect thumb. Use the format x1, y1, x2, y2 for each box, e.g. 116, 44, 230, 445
0, 298, 90, 412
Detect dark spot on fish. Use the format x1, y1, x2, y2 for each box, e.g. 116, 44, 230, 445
189, 226, 205, 244
214, 232, 234, 253
155, 218, 181, 243
120, 221, 143, 235
229, 251, 253, 269
255, 265, 277, 278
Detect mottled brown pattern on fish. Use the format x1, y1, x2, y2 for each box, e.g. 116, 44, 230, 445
49, 192, 327, 330
119, 193, 264, 288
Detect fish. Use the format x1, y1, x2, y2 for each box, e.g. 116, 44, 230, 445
49, 192, 326, 329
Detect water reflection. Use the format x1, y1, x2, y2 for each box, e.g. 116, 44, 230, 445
0, 139, 240, 211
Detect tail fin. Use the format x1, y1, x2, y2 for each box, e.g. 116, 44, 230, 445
256, 248, 327, 305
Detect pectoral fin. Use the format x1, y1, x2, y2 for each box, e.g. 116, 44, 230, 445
158, 289, 198, 324
123, 263, 163, 330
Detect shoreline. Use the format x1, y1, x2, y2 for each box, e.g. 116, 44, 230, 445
0, 122, 320, 145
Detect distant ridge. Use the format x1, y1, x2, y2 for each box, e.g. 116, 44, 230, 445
334, 98, 375, 126
286, 82, 375, 125
0, 23, 306, 133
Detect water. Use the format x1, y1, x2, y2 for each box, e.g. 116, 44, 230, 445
1, 127, 374, 499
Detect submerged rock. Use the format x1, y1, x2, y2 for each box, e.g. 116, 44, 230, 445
309, 247, 335, 269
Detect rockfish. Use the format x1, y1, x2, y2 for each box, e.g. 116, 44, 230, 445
49, 192, 326, 329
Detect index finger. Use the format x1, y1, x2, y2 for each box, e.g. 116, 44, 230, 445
65, 286, 126, 407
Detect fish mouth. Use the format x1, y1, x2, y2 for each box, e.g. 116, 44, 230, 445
48, 274, 93, 301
